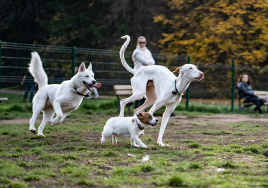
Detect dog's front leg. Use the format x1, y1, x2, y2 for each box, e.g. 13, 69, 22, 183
131, 136, 147, 148
130, 139, 139, 148
50, 101, 63, 125
157, 105, 175, 146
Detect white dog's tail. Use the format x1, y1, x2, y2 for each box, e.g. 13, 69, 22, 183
28, 52, 48, 89
120, 35, 136, 74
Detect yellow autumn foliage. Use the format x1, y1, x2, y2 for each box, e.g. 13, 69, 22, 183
155, 0, 268, 67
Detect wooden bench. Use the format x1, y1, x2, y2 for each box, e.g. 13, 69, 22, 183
113, 85, 134, 115
237, 90, 268, 113
0, 98, 8, 103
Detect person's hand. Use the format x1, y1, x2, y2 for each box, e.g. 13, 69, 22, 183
254, 93, 259, 96
21, 82, 24, 85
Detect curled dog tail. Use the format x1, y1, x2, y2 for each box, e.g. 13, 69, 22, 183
120, 35, 136, 74
28, 52, 48, 89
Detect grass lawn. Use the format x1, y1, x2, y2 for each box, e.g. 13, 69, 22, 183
1, 98, 268, 187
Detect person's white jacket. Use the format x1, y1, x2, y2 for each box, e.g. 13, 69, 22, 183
132, 46, 155, 71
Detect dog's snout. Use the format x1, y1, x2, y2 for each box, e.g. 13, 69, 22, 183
156, 119, 158, 122
199, 72, 204, 77
92, 80, 96, 85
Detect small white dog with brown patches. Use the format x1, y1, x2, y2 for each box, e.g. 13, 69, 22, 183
101, 112, 158, 148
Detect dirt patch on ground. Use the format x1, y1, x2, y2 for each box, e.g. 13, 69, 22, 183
0, 118, 42, 125
1, 113, 267, 125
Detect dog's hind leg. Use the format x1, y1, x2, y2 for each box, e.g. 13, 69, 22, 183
59, 111, 72, 123
29, 98, 46, 133
50, 100, 63, 125
112, 135, 117, 145
38, 108, 54, 137
119, 78, 147, 117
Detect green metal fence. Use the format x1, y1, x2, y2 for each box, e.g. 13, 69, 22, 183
0, 41, 188, 103
1, 41, 268, 112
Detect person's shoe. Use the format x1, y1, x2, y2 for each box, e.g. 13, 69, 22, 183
170, 113, 177, 118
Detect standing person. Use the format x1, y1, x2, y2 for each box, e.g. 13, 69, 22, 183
132, 36, 155, 108
237, 74, 264, 114
21, 70, 35, 102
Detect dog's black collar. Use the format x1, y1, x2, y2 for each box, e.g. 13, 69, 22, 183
172, 79, 184, 95
72, 87, 90, 97
136, 120, 145, 130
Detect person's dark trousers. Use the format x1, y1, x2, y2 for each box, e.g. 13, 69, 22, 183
244, 96, 264, 114
24, 83, 35, 102
134, 97, 146, 109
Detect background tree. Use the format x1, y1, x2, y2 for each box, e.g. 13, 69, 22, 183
155, 0, 268, 67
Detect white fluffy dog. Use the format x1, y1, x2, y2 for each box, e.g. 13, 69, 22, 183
101, 112, 158, 148
28, 52, 101, 136
119, 35, 204, 146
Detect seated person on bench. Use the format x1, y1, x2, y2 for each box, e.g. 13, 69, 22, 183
237, 74, 264, 114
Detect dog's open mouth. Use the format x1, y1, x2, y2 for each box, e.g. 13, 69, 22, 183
83, 81, 101, 91
148, 122, 157, 126
194, 77, 203, 81
83, 81, 93, 91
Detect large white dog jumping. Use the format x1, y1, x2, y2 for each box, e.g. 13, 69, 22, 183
119, 35, 204, 146
28, 52, 101, 136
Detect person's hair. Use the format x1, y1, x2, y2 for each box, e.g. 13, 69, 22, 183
137, 36, 146, 46
237, 74, 252, 86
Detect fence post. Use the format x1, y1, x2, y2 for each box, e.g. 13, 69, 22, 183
72, 46, 76, 76
186, 56, 190, 111
0, 41, 1, 91
231, 59, 235, 112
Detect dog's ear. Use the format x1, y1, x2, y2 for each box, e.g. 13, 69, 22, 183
87, 63, 92, 72
173, 67, 181, 73
136, 113, 142, 118
78, 63, 86, 72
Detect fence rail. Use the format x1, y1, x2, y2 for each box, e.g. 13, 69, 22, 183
1, 41, 268, 112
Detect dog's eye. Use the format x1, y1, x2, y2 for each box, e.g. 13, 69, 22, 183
85, 75, 89, 77
189, 67, 192, 69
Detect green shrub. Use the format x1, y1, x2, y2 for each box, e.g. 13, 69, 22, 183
168, 174, 187, 187
103, 150, 117, 157
82, 103, 98, 110
220, 160, 237, 169
140, 164, 154, 173
14, 147, 24, 153
243, 145, 261, 154
188, 161, 202, 169
99, 98, 117, 109
76, 146, 88, 151
63, 145, 75, 150
188, 143, 202, 148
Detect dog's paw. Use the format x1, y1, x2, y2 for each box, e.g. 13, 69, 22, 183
30, 129, 36, 133
157, 141, 168, 147
50, 120, 59, 126
38, 133, 45, 137
132, 144, 140, 148
141, 145, 148, 148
